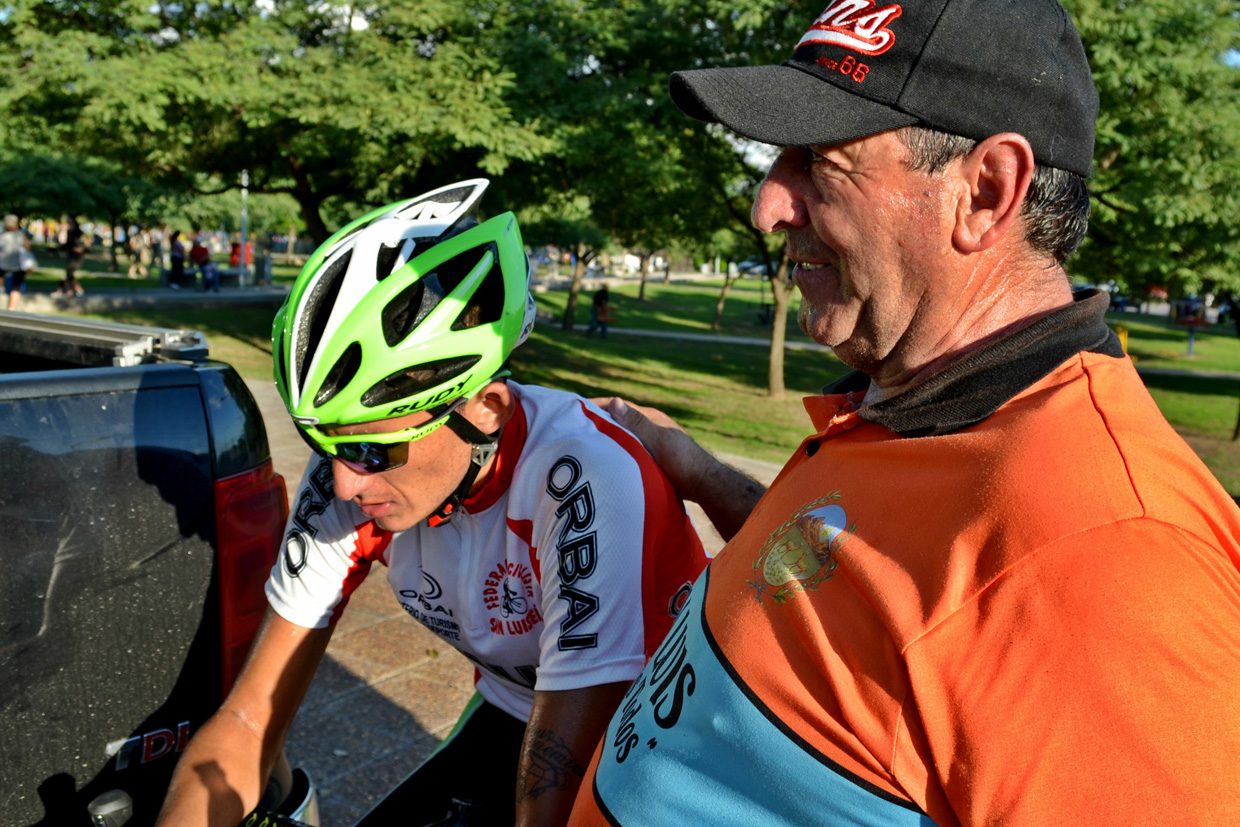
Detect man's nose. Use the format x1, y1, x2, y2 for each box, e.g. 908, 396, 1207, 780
751, 149, 810, 233
332, 458, 374, 501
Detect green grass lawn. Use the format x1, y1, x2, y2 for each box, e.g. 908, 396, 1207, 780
1107, 309, 1240, 374
508, 329, 850, 465
535, 278, 810, 342
54, 279, 1240, 492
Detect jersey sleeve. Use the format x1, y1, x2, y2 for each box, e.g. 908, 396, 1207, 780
532, 402, 708, 693
904, 518, 1240, 824
265, 457, 393, 629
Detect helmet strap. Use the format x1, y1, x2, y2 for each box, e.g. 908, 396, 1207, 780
426, 410, 500, 527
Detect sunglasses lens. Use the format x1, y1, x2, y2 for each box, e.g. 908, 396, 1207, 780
336, 440, 409, 474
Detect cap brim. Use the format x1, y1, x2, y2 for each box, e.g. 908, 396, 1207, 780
670, 65, 918, 147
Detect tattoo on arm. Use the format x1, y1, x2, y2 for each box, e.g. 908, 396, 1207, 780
517, 728, 588, 801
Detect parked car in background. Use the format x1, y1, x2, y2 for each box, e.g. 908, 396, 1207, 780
736, 259, 769, 277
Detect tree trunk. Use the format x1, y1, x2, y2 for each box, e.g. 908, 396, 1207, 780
638, 252, 650, 301
287, 154, 331, 244
295, 195, 330, 246
768, 253, 793, 400
711, 275, 736, 331
562, 246, 591, 332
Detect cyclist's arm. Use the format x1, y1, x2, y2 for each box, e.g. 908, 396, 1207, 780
155, 609, 333, 827
515, 681, 631, 827
599, 397, 765, 540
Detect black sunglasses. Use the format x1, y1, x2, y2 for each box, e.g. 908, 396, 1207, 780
297, 400, 463, 475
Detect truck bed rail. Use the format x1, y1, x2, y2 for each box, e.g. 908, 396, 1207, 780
0, 310, 209, 367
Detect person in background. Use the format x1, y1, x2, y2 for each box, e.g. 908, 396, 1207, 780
586, 284, 611, 339
190, 236, 219, 292
168, 230, 186, 289
151, 223, 166, 278
127, 225, 150, 278
1, 214, 31, 310
57, 216, 87, 297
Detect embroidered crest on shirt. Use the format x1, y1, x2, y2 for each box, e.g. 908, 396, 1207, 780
747, 493, 852, 604
483, 561, 543, 636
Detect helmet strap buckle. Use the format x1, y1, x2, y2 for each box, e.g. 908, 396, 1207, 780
427, 411, 500, 527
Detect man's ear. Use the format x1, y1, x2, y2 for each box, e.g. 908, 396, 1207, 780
952, 133, 1035, 254
464, 381, 515, 435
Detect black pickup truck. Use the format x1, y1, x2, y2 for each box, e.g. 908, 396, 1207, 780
0, 312, 312, 827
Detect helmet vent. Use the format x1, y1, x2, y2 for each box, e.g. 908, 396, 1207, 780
375, 242, 404, 281
296, 249, 352, 392
274, 329, 287, 391
361, 355, 482, 408
451, 243, 504, 331
314, 341, 363, 408
380, 244, 489, 347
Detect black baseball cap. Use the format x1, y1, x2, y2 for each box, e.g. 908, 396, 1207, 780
669, 0, 1099, 177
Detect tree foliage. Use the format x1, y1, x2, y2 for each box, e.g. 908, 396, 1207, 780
0, 151, 167, 225
1064, 0, 1240, 299
4, 0, 551, 242
6, 0, 1238, 358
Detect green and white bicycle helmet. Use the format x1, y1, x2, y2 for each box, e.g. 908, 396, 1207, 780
272, 179, 536, 522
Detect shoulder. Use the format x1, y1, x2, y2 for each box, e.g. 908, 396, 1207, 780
512, 383, 649, 479
977, 352, 1240, 545
285, 456, 357, 542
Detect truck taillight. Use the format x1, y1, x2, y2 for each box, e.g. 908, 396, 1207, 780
214, 461, 288, 699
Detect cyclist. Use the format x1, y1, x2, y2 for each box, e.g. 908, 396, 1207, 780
155, 179, 707, 827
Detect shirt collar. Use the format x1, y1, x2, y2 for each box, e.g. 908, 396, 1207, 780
820, 289, 1124, 438
464, 394, 528, 513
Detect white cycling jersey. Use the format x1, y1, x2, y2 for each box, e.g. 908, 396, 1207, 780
266, 382, 708, 720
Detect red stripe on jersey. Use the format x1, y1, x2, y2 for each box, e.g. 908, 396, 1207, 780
328, 520, 393, 625
507, 518, 541, 584
579, 402, 708, 658
466, 396, 529, 514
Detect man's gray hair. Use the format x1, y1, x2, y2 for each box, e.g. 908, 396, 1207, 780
895, 126, 1090, 265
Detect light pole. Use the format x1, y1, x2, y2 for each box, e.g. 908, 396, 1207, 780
240, 169, 249, 286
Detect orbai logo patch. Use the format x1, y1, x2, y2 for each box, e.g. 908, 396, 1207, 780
797, 0, 903, 56
747, 493, 853, 604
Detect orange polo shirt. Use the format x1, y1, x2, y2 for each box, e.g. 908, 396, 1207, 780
570, 291, 1240, 826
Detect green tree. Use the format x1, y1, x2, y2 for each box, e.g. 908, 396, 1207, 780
485, 0, 805, 393
1064, 0, 1240, 300
4, 0, 551, 243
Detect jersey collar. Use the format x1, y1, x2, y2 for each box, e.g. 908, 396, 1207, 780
463, 394, 528, 513
821, 289, 1124, 438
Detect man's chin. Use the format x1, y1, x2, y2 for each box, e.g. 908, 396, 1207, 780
369, 510, 418, 532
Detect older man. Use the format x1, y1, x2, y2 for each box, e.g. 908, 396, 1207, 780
570, 1, 1240, 825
